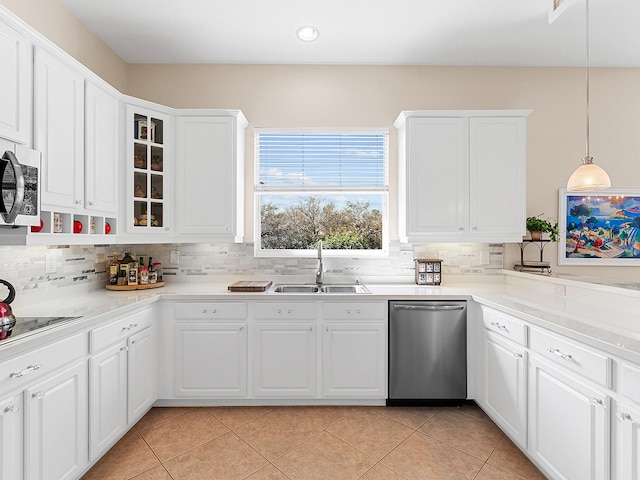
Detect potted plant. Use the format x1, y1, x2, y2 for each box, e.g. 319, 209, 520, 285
526, 214, 558, 242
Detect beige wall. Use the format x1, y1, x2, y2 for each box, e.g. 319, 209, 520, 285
0, 0, 127, 91
127, 64, 640, 281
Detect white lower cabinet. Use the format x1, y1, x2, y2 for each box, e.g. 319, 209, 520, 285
174, 322, 247, 397
322, 322, 386, 397
529, 355, 610, 480
321, 302, 387, 398
0, 392, 23, 480
88, 341, 127, 461
25, 361, 88, 480
127, 327, 155, 422
253, 322, 317, 397
482, 330, 527, 447
615, 402, 640, 480
88, 308, 155, 461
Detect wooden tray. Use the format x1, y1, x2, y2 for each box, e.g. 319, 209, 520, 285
105, 281, 165, 291
228, 280, 273, 292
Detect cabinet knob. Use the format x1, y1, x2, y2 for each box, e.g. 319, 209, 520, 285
309, 326, 313, 332
590, 398, 605, 407
513, 352, 523, 359
472, 227, 478, 231
75, 199, 82, 205
617, 412, 633, 422
239, 326, 245, 331
88, 201, 95, 206
32, 392, 45, 400
4, 405, 19, 413
458, 227, 464, 231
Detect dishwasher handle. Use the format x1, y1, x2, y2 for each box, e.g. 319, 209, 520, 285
392, 304, 465, 311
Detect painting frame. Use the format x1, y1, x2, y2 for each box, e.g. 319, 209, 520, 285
559, 189, 640, 266
548, 0, 570, 24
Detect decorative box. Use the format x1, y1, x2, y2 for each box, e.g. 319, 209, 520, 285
414, 258, 442, 285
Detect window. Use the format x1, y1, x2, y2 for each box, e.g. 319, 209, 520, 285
254, 129, 389, 256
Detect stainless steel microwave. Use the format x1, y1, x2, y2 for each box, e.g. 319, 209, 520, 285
0, 138, 41, 227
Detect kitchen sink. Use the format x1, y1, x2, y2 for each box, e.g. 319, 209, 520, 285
268, 284, 320, 293
320, 284, 371, 294
266, 284, 371, 294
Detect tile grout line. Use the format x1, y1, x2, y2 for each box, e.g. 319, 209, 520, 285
132, 425, 177, 480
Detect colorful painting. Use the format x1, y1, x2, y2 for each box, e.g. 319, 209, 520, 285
559, 189, 640, 265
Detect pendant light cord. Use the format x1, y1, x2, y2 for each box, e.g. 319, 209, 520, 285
585, 0, 591, 161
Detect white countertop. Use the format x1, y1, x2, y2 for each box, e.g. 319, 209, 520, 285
4, 272, 640, 364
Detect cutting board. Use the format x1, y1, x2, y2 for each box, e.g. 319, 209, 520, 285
227, 280, 273, 292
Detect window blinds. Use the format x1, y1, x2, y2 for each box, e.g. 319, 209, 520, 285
255, 131, 388, 190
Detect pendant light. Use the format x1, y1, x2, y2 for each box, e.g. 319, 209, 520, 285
566, 0, 611, 191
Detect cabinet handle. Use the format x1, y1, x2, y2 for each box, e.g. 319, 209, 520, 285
75, 199, 82, 205
10, 364, 42, 378
309, 326, 313, 332
4, 405, 19, 413
120, 346, 128, 352
458, 227, 464, 231
491, 322, 507, 331
513, 353, 523, 359
590, 398, 605, 407
239, 326, 245, 331
617, 412, 633, 422
31, 392, 45, 400
88, 201, 95, 206
122, 323, 139, 332
473, 226, 478, 231
325, 327, 329, 332
202, 309, 207, 313
548, 348, 572, 360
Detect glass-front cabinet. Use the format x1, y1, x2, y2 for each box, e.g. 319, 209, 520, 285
126, 104, 171, 234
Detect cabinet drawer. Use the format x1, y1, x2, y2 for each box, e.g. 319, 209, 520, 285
530, 328, 611, 387
90, 308, 153, 353
481, 306, 528, 346
0, 332, 86, 394
322, 302, 386, 320
254, 302, 317, 320
175, 302, 247, 320
622, 363, 640, 405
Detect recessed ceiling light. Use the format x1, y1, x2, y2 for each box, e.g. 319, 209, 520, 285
296, 26, 319, 42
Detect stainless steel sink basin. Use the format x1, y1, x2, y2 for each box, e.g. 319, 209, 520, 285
268, 284, 320, 293
266, 283, 370, 294
320, 284, 371, 294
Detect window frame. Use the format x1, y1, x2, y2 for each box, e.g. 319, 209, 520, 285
253, 127, 390, 258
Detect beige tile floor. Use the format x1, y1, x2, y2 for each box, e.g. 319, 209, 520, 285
81, 404, 547, 480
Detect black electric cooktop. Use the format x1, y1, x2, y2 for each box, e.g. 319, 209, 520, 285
1, 316, 81, 341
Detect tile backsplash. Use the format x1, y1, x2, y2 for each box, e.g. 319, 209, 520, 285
0, 242, 504, 294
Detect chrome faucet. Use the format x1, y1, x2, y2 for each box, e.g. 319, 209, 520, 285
315, 240, 324, 286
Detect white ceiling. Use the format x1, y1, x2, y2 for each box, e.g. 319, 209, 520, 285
58, 0, 640, 67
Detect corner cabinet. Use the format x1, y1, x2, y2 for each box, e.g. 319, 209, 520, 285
175, 111, 247, 241
125, 103, 171, 235
395, 110, 530, 243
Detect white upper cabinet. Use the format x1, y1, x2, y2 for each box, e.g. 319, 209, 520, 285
175, 112, 247, 241
0, 17, 31, 145
34, 46, 85, 211
395, 110, 530, 243
85, 81, 119, 216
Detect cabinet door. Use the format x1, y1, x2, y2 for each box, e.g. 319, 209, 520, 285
0, 393, 23, 480
88, 341, 127, 462
176, 116, 239, 236
616, 403, 640, 480
85, 82, 119, 215
469, 117, 526, 238
322, 322, 386, 397
25, 361, 88, 480
174, 322, 247, 397
529, 356, 609, 480
126, 105, 170, 234
483, 331, 527, 447
0, 19, 31, 144
253, 323, 317, 397
128, 327, 156, 421
403, 117, 467, 240
34, 47, 84, 210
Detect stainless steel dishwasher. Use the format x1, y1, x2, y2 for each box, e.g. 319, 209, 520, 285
388, 300, 467, 405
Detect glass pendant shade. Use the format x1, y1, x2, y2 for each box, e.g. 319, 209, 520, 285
566, 156, 611, 191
